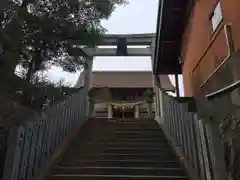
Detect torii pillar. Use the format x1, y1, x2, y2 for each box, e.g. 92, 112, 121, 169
83, 56, 93, 115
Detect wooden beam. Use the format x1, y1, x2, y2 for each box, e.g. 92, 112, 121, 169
72, 33, 155, 46
100, 33, 155, 46
83, 47, 152, 56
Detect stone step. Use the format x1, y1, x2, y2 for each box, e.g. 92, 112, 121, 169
100, 151, 174, 156
113, 134, 165, 138
47, 118, 189, 180
112, 122, 158, 125
59, 160, 182, 168
102, 148, 172, 154
114, 131, 164, 135
50, 174, 188, 180
62, 153, 178, 162
54, 166, 186, 176
114, 128, 163, 131
96, 141, 170, 146
107, 137, 168, 141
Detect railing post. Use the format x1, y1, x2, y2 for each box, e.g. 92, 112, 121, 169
2, 87, 87, 180
1, 126, 25, 180
183, 110, 192, 162
156, 88, 161, 120
173, 101, 180, 146
177, 103, 184, 152
159, 89, 164, 119
154, 87, 158, 118
167, 98, 172, 133
206, 120, 229, 180
188, 113, 200, 173
198, 120, 212, 180
18, 121, 35, 180
203, 124, 215, 179
180, 104, 188, 156
194, 117, 206, 179
159, 90, 230, 180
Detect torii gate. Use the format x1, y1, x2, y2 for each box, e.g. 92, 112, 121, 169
74, 33, 154, 88
73, 33, 174, 116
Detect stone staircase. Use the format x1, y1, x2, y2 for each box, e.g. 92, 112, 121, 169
47, 118, 189, 180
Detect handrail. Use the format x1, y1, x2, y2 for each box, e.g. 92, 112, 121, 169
192, 24, 224, 74
1, 88, 87, 180
206, 80, 240, 100
158, 90, 214, 180
200, 24, 234, 88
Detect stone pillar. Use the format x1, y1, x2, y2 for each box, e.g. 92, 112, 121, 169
155, 87, 160, 117
159, 89, 164, 118
83, 56, 93, 115
84, 57, 93, 88
108, 103, 112, 119
147, 102, 153, 118
151, 40, 158, 120
134, 105, 140, 118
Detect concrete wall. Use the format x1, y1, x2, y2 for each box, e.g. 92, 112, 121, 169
182, 0, 240, 96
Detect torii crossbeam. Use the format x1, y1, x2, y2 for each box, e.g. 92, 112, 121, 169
74, 33, 176, 93
71, 33, 155, 57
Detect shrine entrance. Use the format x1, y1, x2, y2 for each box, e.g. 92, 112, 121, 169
73, 33, 176, 119
113, 107, 134, 118
123, 108, 135, 118
113, 108, 121, 118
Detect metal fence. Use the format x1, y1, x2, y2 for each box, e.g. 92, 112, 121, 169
1, 88, 87, 180
160, 91, 214, 180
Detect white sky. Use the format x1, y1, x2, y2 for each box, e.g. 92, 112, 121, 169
46, 0, 184, 95
47, 0, 157, 83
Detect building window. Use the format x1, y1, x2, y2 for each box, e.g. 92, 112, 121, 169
211, 2, 223, 31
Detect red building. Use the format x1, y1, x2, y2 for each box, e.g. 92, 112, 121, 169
182, 0, 240, 97
181, 2, 240, 178
153, 1, 240, 179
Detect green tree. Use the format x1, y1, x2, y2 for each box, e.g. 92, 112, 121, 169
0, 0, 127, 82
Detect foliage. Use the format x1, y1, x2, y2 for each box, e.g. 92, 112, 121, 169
1, 72, 77, 110
0, 0, 128, 80
16, 76, 79, 110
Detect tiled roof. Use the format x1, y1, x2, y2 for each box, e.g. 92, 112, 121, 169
75, 71, 175, 91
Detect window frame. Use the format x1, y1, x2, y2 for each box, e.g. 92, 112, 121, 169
209, 1, 223, 33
